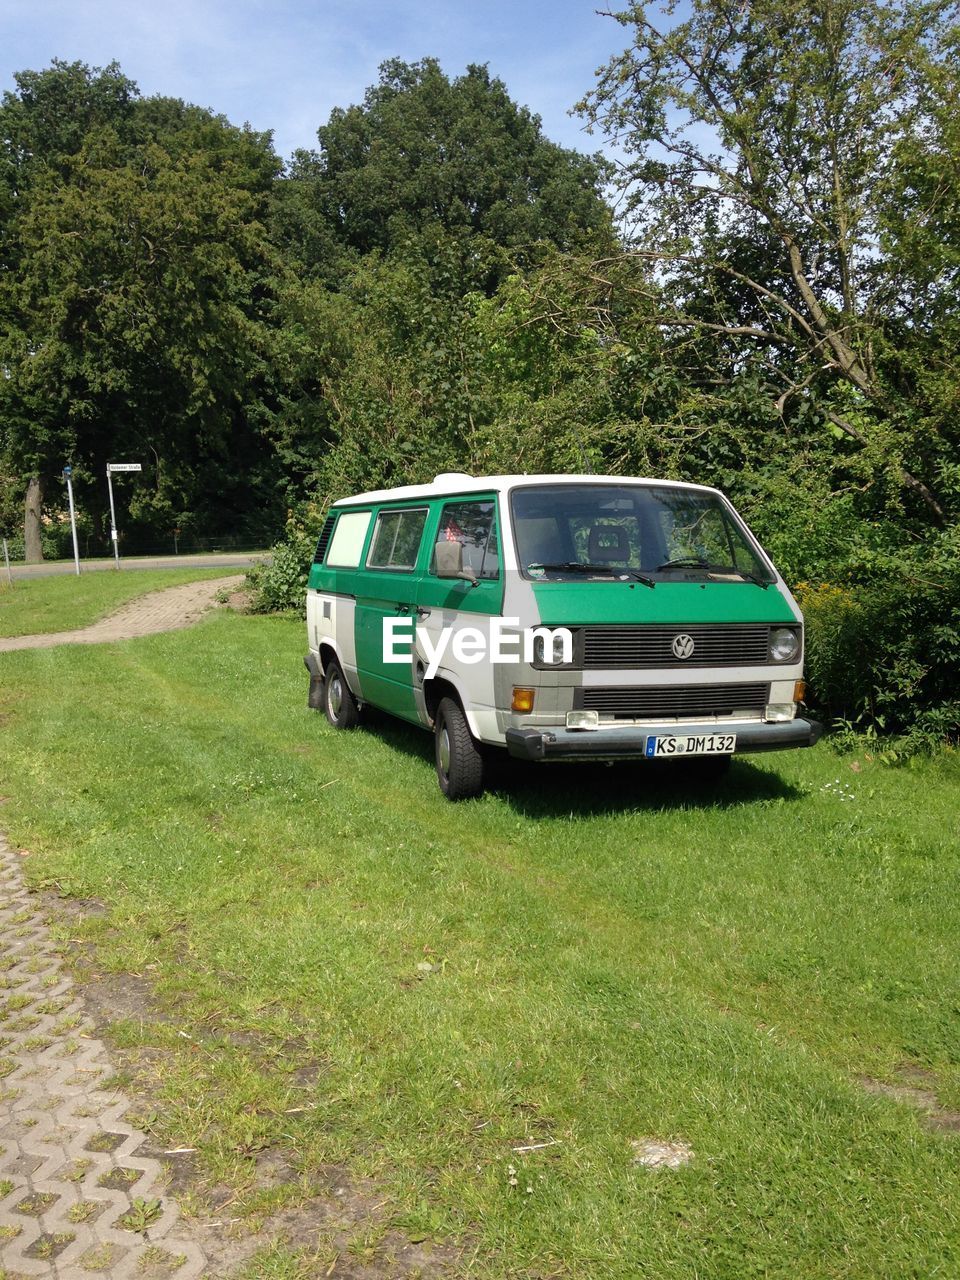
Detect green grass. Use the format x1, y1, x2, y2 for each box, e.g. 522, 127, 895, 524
1, 611, 959, 1277
0, 568, 239, 638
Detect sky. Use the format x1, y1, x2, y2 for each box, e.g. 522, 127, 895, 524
1, 0, 634, 162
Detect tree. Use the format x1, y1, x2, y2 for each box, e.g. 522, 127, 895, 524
0, 62, 284, 556
283, 59, 614, 293
578, 0, 960, 524
0, 60, 138, 557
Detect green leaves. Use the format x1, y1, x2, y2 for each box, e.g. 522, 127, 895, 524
580, 0, 960, 527
0, 62, 283, 545
302, 58, 614, 290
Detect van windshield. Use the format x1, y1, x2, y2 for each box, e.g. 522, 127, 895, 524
510, 484, 775, 584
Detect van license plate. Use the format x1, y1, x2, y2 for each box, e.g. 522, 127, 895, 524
645, 733, 736, 758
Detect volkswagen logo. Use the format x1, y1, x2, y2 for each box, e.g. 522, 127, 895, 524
671, 633, 696, 660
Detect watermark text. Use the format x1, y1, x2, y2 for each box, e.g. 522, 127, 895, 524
383, 616, 572, 679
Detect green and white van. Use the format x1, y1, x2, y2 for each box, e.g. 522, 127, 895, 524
304, 473, 822, 798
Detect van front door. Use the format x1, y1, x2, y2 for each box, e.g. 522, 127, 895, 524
414, 497, 504, 737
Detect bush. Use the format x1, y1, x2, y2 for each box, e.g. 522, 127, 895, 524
796, 531, 960, 749
1, 526, 75, 562
246, 511, 324, 616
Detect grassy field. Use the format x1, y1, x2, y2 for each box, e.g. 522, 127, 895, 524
0, 567, 239, 638
0, 606, 958, 1277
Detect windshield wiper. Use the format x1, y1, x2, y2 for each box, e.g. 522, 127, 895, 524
527, 562, 656, 587
656, 557, 769, 589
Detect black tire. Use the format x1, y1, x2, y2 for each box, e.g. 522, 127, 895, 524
434, 696, 485, 800
323, 657, 361, 730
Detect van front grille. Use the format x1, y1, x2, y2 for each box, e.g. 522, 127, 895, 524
574, 683, 769, 720
581, 624, 773, 668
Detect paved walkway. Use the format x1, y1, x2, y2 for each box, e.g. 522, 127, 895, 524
0, 577, 244, 653
0, 838, 207, 1277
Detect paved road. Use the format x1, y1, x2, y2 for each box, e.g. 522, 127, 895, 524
0, 576, 244, 652
6, 552, 269, 581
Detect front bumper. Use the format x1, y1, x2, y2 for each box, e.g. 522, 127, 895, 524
505, 717, 824, 762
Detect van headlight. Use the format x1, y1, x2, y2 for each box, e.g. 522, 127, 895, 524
532, 632, 571, 665
769, 627, 801, 663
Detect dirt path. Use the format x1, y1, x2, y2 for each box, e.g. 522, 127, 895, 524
0, 577, 244, 653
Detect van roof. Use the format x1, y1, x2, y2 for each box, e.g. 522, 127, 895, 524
332, 474, 719, 507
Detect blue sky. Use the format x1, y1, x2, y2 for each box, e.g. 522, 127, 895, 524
1, 0, 632, 161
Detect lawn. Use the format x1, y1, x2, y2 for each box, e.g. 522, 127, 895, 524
0, 607, 958, 1278
0, 567, 240, 638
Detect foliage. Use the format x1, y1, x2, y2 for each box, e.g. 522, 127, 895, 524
0, 61, 284, 550
579, 0, 960, 527
292, 58, 614, 291
796, 526, 960, 747
246, 506, 327, 616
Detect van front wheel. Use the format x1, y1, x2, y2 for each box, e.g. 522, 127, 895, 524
323, 658, 361, 730
435, 697, 485, 800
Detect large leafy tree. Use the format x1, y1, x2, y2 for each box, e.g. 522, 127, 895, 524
270, 59, 618, 501
0, 60, 138, 557
578, 0, 960, 525
281, 58, 615, 292
0, 62, 283, 558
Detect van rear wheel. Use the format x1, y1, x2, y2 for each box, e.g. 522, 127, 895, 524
323, 658, 361, 730
435, 697, 485, 800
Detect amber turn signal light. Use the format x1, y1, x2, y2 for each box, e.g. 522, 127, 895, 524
794, 680, 807, 703
511, 687, 536, 714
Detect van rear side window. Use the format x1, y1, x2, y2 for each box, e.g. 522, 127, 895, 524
366, 507, 428, 570
326, 511, 371, 567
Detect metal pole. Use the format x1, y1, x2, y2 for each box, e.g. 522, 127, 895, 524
2, 538, 13, 587
106, 467, 120, 569
63, 468, 81, 576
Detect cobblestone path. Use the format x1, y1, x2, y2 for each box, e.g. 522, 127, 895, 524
0, 577, 243, 653
0, 838, 208, 1277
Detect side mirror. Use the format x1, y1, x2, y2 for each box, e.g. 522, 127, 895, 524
434, 540, 477, 584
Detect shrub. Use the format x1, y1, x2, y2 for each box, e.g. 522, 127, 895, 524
246, 509, 325, 616
796, 531, 960, 749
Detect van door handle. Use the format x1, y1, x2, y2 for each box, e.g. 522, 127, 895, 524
395, 603, 410, 614
416, 607, 431, 618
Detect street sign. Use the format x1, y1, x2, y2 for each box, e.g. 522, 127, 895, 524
106, 463, 141, 568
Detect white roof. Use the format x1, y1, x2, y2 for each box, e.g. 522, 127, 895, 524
333, 473, 719, 507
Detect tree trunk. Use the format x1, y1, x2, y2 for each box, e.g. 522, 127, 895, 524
24, 475, 44, 563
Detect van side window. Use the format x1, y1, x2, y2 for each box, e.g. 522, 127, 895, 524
326, 511, 372, 567
432, 501, 500, 580
367, 507, 428, 571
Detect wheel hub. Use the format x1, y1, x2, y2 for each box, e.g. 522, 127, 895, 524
328, 675, 342, 718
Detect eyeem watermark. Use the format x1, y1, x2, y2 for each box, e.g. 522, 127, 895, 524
384, 617, 573, 680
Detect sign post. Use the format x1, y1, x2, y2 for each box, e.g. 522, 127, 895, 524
106, 463, 142, 570
63, 466, 81, 576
